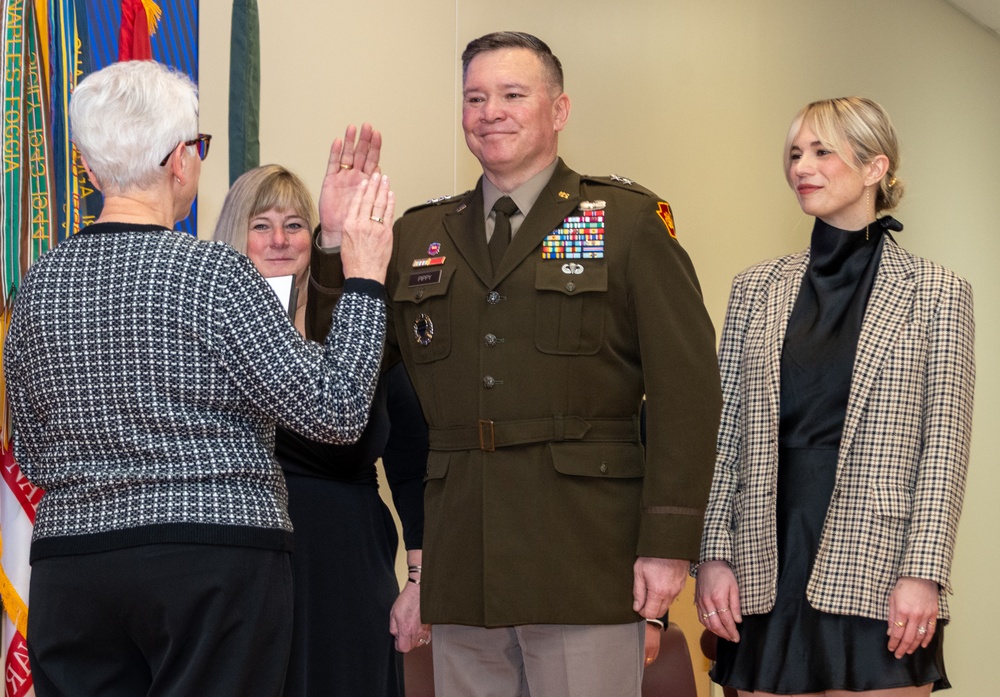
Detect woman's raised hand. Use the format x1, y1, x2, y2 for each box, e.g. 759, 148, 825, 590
341, 172, 394, 284
319, 123, 382, 249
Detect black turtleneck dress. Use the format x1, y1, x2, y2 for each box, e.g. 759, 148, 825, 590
712, 218, 949, 693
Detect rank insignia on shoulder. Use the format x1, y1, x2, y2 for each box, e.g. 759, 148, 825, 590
579, 200, 606, 212
610, 174, 635, 185
656, 202, 677, 239
425, 194, 454, 204
405, 191, 472, 216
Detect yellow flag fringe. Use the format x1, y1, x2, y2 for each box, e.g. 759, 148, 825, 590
140, 0, 162, 35
0, 531, 29, 639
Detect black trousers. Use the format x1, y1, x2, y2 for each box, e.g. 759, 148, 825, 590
28, 544, 293, 697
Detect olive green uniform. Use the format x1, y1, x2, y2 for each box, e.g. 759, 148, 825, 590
310, 159, 721, 627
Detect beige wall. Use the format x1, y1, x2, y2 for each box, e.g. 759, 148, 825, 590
199, 1, 1000, 695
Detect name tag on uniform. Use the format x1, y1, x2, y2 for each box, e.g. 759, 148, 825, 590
409, 269, 443, 287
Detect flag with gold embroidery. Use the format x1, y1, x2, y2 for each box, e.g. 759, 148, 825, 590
0, 2, 198, 692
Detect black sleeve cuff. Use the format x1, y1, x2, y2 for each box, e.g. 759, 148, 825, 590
343, 277, 386, 301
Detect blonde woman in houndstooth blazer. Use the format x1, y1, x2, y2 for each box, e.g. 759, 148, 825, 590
696, 98, 975, 696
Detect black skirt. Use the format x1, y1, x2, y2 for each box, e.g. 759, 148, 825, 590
711, 447, 949, 693
282, 471, 403, 697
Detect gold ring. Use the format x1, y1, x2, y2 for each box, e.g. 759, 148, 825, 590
340, 163, 353, 170
893, 620, 906, 627
370, 216, 384, 224
927, 621, 937, 627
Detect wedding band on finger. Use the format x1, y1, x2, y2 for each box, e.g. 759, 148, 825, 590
718, 607, 729, 614
339, 163, 353, 170
893, 620, 906, 627
704, 610, 718, 619
927, 621, 937, 627
370, 216, 384, 224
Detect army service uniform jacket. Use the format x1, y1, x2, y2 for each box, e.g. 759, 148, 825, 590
699, 237, 975, 621
311, 159, 722, 626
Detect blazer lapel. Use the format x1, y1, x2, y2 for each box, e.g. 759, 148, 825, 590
494, 160, 581, 283
839, 238, 916, 462
442, 184, 494, 288
763, 253, 808, 417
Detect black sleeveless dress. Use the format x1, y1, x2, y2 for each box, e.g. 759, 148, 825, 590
711, 217, 949, 693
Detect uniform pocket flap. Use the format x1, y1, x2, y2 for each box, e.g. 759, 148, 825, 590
549, 442, 645, 478
873, 484, 913, 520
535, 262, 608, 295
424, 453, 450, 481
393, 266, 456, 305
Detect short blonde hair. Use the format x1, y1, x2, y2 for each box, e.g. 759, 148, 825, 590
213, 165, 318, 254
783, 97, 904, 212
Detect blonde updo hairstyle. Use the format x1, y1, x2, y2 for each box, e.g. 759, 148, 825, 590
783, 97, 904, 213
213, 164, 317, 255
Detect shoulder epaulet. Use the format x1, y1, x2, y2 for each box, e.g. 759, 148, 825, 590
404, 191, 473, 215
580, 174, 660, 199
581, 174, 678, 238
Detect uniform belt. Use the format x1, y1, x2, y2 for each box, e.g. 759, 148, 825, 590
428, 416, 640, 452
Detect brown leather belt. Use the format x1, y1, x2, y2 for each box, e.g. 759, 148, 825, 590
428, 415, 640, 452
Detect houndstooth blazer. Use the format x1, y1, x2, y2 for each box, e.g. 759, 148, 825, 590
699, 236, 975, 621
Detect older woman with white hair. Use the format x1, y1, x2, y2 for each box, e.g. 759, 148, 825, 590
3, 60, 394, 696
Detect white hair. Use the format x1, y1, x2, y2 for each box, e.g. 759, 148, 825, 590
70, 60, 199, 194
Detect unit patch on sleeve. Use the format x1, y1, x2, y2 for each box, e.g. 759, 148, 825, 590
656, 202, 676, 239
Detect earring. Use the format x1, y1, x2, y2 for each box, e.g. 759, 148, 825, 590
865, 188, 871, 241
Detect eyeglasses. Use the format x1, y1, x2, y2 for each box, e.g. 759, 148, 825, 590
159, 133, 212, 167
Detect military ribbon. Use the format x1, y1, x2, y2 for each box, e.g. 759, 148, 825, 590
2, 0, 27, 297
24, 4, 54, 265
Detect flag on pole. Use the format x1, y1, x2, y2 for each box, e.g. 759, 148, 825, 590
117, 0, 159, 61
229, 0, 259, 186
1, 2, 196, 692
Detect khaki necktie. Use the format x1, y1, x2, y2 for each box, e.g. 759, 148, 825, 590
489, 196, 519, 273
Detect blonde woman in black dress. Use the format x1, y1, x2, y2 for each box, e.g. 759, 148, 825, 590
214, 128, 429, 696
697, 97, 975, 696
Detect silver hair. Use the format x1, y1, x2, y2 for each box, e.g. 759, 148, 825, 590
70, 61, 199, 194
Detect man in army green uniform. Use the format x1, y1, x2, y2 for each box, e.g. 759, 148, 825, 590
312, 31, 721, 697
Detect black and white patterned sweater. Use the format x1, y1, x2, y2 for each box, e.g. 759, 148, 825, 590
4, 223, 385, 562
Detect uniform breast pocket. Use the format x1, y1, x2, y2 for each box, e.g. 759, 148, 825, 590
393, 266, 456, 364
534, 262, 608, 355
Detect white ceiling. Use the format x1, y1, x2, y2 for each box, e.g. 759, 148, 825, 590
945, 0, 1000, 38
